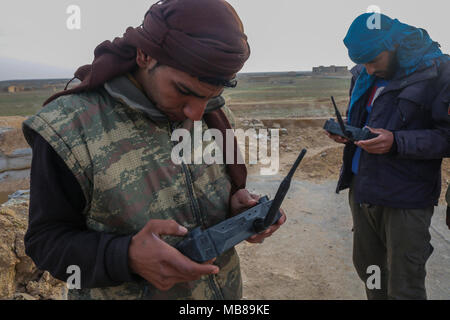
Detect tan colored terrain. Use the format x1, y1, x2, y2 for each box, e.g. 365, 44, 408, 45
0, 193, 66, 299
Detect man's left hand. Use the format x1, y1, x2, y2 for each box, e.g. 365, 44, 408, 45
230, 189, 287, 244
355, 127, 394, 154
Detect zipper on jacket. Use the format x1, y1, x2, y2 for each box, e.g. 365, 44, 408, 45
168, 121, 224, 300
397, 104, 407, 124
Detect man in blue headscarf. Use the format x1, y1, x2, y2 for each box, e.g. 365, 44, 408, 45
326, 13, 450, 299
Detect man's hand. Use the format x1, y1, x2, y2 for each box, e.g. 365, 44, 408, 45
324, 131, 350, 144
128, 219, 219, 291
355, 127, 394, 154
230, 189, 287, 244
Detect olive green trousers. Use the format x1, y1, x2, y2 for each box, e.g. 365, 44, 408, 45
349, 182, 434, 300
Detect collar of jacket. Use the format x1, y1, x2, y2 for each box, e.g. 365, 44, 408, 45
348, 62, 440, 123
352, 62, 439, 94
104, 75, 226, 123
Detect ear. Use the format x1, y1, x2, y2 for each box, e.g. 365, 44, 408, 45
136, 48, 158, 69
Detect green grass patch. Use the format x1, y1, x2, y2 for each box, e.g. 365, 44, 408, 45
0, 75, 351, 118
0, 89, 55, 116
224, 77, 350, 103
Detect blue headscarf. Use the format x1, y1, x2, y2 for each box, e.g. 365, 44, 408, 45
343, 13, 449, 123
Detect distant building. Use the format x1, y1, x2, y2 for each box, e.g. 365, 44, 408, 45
7, 86, 18, 93
7, 85, 25, 93
312, 65, 349, 75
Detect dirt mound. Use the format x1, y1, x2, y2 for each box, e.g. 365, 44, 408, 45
0, 117, 31, 204
294, 146, 344, 181
0, 117, 29, 156
0, 117, 27, 130
0, 129, 29, 156
0, 192, 66, 300
246, 124, 343, 179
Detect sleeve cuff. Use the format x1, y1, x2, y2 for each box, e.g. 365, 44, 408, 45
389, 132, 398, 155
105, 235, 141, 283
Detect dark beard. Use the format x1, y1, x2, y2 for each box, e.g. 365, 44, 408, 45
383, 51, 399, 79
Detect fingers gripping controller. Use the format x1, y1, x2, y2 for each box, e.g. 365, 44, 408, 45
175, 149, 307, 262
323, 96, 378, 142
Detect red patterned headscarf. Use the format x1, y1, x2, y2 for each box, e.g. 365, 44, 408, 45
45, 0, 250, 195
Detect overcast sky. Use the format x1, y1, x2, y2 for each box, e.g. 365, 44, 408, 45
0, 0, 449, 80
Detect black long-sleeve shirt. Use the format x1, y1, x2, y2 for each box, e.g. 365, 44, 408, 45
25, 129, 137, 288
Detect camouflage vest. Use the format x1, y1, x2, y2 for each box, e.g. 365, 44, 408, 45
22, 76, 242, 300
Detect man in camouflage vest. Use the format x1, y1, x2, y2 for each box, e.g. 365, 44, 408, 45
22, 0, 286, 300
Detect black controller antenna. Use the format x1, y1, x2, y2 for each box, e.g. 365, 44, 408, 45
331, 96, 353, 141
253, 149, 307, 233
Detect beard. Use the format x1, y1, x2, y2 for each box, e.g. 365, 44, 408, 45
376, 51, 398, 79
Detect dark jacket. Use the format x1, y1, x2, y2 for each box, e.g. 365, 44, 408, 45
337, 60, 450, 209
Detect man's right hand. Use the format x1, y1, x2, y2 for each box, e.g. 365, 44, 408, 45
128, 219, 219, 291
324, 130, 349, 144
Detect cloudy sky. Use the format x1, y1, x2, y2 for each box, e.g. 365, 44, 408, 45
0, 0, 449, 80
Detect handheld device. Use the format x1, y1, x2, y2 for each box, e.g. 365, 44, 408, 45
175, 149, 307, 262
323, 96, 378, 142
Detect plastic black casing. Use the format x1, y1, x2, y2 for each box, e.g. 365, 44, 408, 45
323, 119, 378, 142
175, 196, 281, 263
